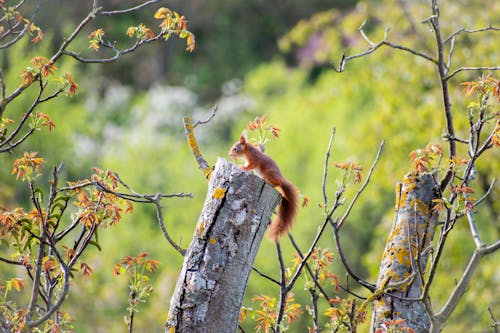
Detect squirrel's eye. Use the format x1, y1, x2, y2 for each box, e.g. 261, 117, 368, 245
233, 147, 237, 152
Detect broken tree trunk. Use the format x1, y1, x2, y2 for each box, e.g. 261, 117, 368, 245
370, 173, 439, 333
166, 158, 280, 333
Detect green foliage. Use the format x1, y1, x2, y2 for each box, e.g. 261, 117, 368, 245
113, 252, 159, 331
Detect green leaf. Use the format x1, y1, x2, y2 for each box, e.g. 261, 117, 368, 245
89, 239, 101, 252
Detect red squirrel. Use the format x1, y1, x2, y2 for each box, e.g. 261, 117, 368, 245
228, 135, 298, 241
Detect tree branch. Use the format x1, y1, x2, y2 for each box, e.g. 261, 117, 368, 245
321, 127, 336, 205
446, 66, 500, 81
99, 0, 160, 16
335, 24, 436, 73
433, 240, 500, 330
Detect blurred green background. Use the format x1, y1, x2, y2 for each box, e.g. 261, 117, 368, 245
0, 0, 499, 332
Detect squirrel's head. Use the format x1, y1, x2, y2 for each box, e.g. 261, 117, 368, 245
228, 135, 247, 160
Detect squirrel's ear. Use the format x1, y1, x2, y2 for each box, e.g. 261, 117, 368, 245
240, 131, 247, 143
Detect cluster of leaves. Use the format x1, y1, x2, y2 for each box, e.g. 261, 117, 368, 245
325, 298, 365, 333
374, 319, 416, 333
2, 53, 78, 153
291, 248, 339, 294
408, 143, 443, 174
68, 167, 134, 228
429, 75, 500, 218
241, 247, 365, 332
88, 28, 105, 51
11, 151, 44, 181
154, 7, 195, 52
240, 293, 302, 333
0, 155, 135, 331
333, 161, 363, 187
20, 56, 78, 96
113, 252, 159, 330
0, 2, 44, 44
246, 115, 281, 150
90, 7, 196, 54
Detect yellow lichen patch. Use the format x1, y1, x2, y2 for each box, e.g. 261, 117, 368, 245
404, 182, 416, 191
209, 237, 217, 244
213, 187, 227, 199
197, 222, 205, 236
403, 173, 416, 184
395, 183, 403, 209
203, 167, 212, 180
394, 246, 411, 266
410, 198, 429, 215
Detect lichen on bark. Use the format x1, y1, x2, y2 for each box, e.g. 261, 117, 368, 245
166, 158, 280, 333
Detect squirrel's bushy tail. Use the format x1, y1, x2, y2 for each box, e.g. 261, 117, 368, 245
269, 180, 298, 241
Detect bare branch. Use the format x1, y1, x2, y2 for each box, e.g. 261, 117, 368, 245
251, 267, 280, 285
433, 240, 500, 330
426, 0, 457, 192
489, 306, 499, 333
335, 25, 436, 73
274, 241, 287, 333
358, 20, 375, 47
474, 178, 496, 209
321, 127, 336, 205
193, 104, 218, 128
183, 116, 212, 178
0, 70, 5, 101
63, 37, 159, 64
444, 25, 500, 45
0, 256, 24, 266
465, 206, 485, 249
446, 66, 500, 81
152, 196, 186, 255
331, 221, 376, 292
99, 0, 160, 16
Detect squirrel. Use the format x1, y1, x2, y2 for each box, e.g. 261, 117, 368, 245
228, 135, 298, 241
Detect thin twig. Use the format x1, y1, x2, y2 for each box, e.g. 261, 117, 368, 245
335, 26, 436, 72
99, 0, 160, 16
321, 128, 336, 205
193, 104, 218, 128
0, 257, 24, 265
274, 241, 287, 333
331, 222, 376, 292
152, 196, 186, 255
337, 140, 384, 229
251, 267, 280, 285
444, 25, 500, 44
489, 306, 499, 333
446, 66, 500, 81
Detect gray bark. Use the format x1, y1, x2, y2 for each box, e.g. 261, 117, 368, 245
166, 158, 280, 333
370, 173, 439, 333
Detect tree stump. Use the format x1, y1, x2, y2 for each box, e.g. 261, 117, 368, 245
370, 172, 439, 333
166, 158, 280, 333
